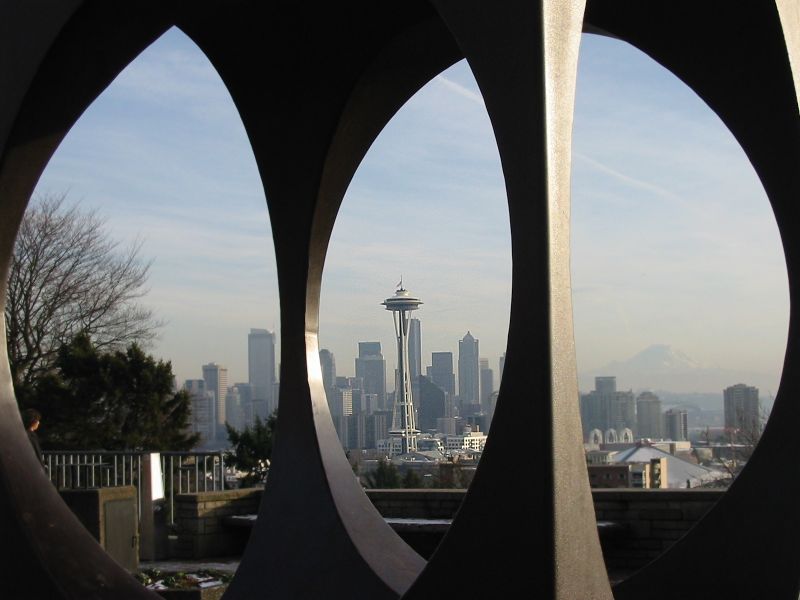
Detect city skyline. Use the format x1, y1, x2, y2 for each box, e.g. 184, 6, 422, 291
30, 28, 787, 393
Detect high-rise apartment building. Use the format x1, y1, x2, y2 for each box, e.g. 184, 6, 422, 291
408, 318, 421, 380
355, 342, 386, 409
664, 408, 688, 441
636, 391, 663, 439
202, 363, 228, 440
723, 383, 760, 434
248, 329, 276, 419
595, 376, 616, 395
458, 332, 480, 411
579, 376, 635, 439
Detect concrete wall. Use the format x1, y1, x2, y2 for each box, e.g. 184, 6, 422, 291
59, 486, 139, 571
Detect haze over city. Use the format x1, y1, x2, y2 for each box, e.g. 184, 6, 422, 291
31, 27, 788, 396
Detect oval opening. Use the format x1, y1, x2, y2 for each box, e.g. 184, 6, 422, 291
16, 26, 278, 582
319, 58, 512, 557
572, 33, 788, 582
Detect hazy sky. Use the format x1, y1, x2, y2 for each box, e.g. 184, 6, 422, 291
32, 28, 788, 393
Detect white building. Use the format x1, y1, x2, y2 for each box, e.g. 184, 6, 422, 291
444, 425, 487, 452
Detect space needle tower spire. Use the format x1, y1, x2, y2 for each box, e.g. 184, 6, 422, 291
382, 280, 422, 456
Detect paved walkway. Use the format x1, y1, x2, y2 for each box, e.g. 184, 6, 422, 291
139, 557, 240, 574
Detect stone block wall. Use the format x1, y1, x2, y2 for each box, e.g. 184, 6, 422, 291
592, 489, 724, 570
173, 489, 262, 559
366, 489, 465, 519
171, 487, 725, 568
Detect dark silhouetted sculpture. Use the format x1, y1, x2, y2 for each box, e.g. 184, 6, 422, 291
0, 1, 797, 598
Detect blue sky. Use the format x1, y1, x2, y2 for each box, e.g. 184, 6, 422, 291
32, 28, 788, 394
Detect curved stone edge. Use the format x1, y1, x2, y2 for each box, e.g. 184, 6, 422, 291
403, 2, 612, 598
0, 2, 177, 598
184, 4, 454, 598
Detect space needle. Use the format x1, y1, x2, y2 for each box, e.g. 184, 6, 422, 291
382, 280, 422, 456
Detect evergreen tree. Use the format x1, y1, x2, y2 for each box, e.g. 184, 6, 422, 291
30, 333, 197, 450
401, 469, 423, 489
365, 458, 401, 489
226, 412, 277, 487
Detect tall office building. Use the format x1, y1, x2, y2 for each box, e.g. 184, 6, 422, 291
232, 382, 255, 428
664, 408, 688, 441
408, 318, 421, 380
382, 285, 423, 455
636, 391, 663, 439
225, 387, 245, 431
499, 353, 506, 387
185, 379, 213, 445
319, 349, 336, 400
723, 383, 760, 434
428, 352, 456, 397
329, 388, 353, 418
458, 332, 480, 411
355, 342, 386, 409
202, 363, 228, 440
480, 358, 494, 412
249, 328, 276, 418
417, 375, 448, 431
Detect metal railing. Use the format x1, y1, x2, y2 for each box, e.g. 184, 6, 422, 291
160, 451, 226, 524
43, 450, 226, 525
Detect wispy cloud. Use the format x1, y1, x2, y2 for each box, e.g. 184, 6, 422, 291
573, 151, 684, 205
434, 74, 486, 107
31, 30, 788, 388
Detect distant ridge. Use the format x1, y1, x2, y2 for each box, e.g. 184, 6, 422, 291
578, 344, 779, 396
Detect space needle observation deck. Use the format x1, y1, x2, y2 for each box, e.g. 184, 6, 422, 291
382, 282, 422, 456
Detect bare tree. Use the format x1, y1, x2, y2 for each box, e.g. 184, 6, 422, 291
707, 405, 769, 484
4, 194, 161, 398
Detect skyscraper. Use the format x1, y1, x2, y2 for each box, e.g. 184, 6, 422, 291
184, 379, 213, 445
499, 352, 506, 387
355, 342, 386, 409
417, 375, 447, 431
664, 408, 688, 441
408, 318, 421, 380
248, 328, 276, 418
636, 391, 663, 439
382, 285, 423, 455
579, 376, 635, 439
428, 352, 455, 397
232, 382, 255, 428
480, 357, 494, 412
319, 349, 336, 400
458, 332, 480, 411
723, 383, 760, 434
202, 363, 228, 440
